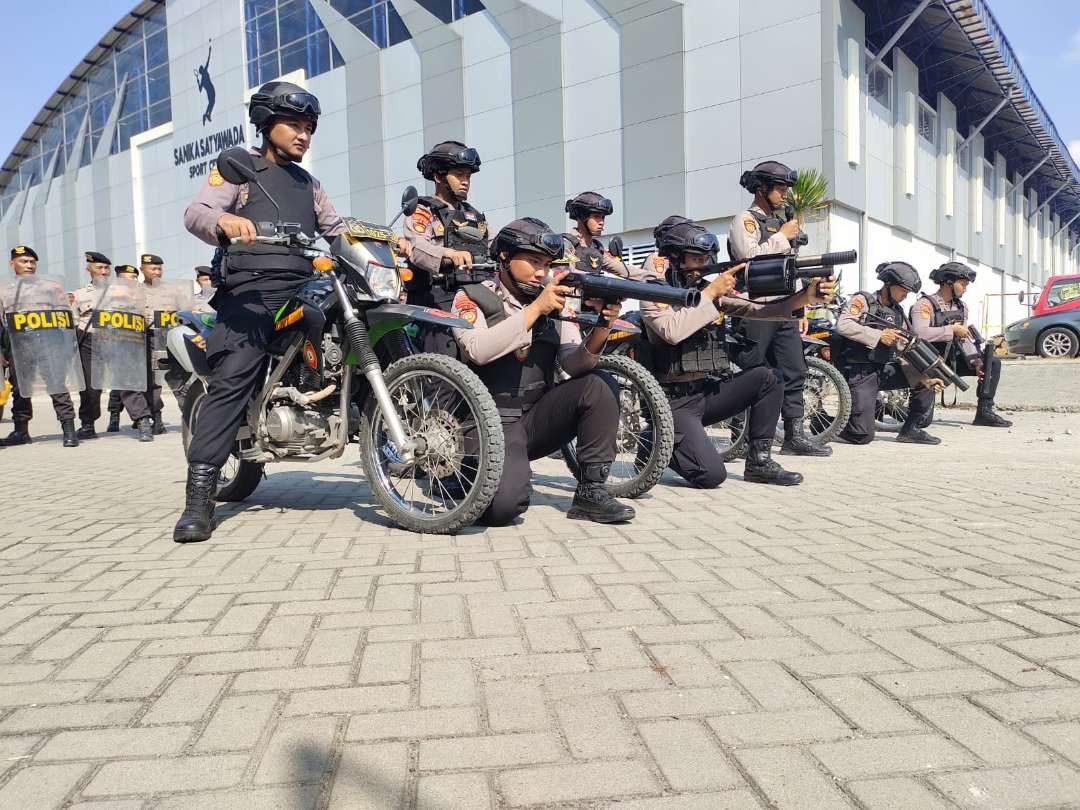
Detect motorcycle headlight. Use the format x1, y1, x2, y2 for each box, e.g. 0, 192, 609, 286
366, 263, 401, 301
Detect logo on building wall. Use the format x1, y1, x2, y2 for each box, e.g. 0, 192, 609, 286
195, 42, 216, 126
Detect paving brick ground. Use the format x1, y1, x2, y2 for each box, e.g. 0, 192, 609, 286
1, 402, 1079, 808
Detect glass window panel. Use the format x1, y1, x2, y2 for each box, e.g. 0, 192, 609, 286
247, 58, 260, 87
279, 37, 311, 77
143, 6, 166, 35
257, 52, 279, 85
416, 0, 453, 24
64, 105, 88, 142
246, 20, 260, 60
117, 114, 142, 152
245, 0, 276, 17
309, 28, 334, 76
332, 0, 378, 16
114, 42, 146, 83
348, 8, 379, 45
918, 106, 935, 145
121, 75, 147, 118
86, 61, 115, 101
388, 3, 410, 45
331, 41, 345, 68
256, 11, 278, 54
90, 94, 114, 131
278, 0, 318, 47
147, 64, 170, 106
146, 30, 168, 69
149, 98, 171, 128
457, 0, 484, 17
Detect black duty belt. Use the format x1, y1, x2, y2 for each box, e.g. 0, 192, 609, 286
662, 379, 709, 398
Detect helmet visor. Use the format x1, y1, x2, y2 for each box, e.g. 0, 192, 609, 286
446, 147, 481, 169
685, 231, 720, 254
592, 197, 614, 216
276, 92, 322, 118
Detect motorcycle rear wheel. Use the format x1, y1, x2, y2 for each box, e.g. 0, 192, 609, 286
561, 354, 675, 498
181, 379, 265, 502
802, 355, 851, 445
358, 353, 503, 533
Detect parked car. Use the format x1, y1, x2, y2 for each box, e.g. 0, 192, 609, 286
1004, 274, 1080, 358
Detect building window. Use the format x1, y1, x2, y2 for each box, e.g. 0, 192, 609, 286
2, 3, 171, 200
983, 160, 994, 192
245, 0, 413, 88
864, 50, 891, 110
918, 103, 936, 145
415, 0, 485, 24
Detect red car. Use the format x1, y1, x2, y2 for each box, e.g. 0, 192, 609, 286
1005, 275, 1080, 357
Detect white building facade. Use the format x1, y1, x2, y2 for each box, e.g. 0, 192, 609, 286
2, 0, 1077, 335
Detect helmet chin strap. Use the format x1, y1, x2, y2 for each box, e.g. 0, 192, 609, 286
501, 268, 542, 303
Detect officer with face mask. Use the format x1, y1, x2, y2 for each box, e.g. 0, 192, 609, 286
910, 261, 1011, 428
562, 192, 630, 278
404, 141, 488, 308
174, 81, 346, 543
448, 217, 633, 526
834, 261, 945, 445
640, 221, 835, 489
727, 161, 829, 458
640, 216, 692, 277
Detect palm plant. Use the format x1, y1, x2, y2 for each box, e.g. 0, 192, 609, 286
787, 169, 830, 223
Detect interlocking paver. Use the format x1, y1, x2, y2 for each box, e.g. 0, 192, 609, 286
2, 408, 1080, 807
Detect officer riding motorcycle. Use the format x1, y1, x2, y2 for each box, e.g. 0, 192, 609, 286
910, 261, 1011, 428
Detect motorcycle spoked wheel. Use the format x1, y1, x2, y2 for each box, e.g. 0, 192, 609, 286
181, 379, 265, 502
710, 406, 750, 462
358, 353, 504, 533
875, 387, 911, 433
801, 355, 851, 445
560, 354, 675, 498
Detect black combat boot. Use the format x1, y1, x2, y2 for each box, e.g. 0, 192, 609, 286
152, 414, 167, 435
896, 426, 941, 445
173, 463, 219, 543
61, 419, 79, 448
744, 439, 803, 485
972, 399, 1011, 428
76, 421, 98, 440
780, 417, 832, 457
106, 412, 121, 432
136, 417, 154, 443
2, 420, 32, 446
567, 464, 635, 523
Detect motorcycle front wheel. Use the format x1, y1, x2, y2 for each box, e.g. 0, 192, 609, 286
561, 354, 675, 498
803, 355, 851, 445
181, 379, 264, 502
358, 353, 503, 533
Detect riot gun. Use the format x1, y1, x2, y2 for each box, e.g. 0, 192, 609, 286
700, 250, 857, 298
861, 312, 970, 392
558, 271, 701, 327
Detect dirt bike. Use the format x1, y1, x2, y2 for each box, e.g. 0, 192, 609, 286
168, 151, 504, 533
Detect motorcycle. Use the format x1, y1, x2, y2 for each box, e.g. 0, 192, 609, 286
167, 149, 504, 533
800, 303, 852, 444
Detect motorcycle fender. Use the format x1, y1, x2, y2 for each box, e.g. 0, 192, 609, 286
367, 303, 473, 331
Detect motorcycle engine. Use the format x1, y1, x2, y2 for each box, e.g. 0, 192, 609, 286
265, 405, 337, 454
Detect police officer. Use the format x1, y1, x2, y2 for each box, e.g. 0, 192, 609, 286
101, 264, 156, 442
563, 192, 629, 278
911, 261, 1011, 428
141, 253, 189, 434
834, 261, 944, 445
640, 215, 692, 276
174, 81, 345, 543
193, 265, 215, 313
404, 141, 488, 309
0, 246, 79, 447
449, 217, 634, 525
640, 221, 833, 488
728, 161, 829, 458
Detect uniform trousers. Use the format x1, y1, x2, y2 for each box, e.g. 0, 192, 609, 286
665, 366, 781, 489
76, 333, 150, 424
480, 372, 619, 527
839, 362, 934, 444
734, 319, 807, 419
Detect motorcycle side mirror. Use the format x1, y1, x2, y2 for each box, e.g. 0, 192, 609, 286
217, 148, 258, 185
401, 186, 420, 218
608, 236, 624, 259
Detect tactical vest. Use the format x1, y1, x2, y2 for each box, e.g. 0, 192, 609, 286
727, 207, 786, 260
649, 272, 729, 377
420, 196, 489, 260
565, 233, 605, 274
835, 291, 904, 366
226, 155, 319, 275
921, 294, 966, 356
460, 283, 560, 418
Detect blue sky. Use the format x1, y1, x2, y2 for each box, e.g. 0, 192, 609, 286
2, 0, 1078, 168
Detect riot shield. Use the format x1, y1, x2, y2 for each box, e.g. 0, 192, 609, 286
0, 275, 84, 396
90, 277, 148, 391
145, 282, 194, 384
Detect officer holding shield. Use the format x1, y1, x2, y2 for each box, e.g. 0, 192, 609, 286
0, 246, 81, 447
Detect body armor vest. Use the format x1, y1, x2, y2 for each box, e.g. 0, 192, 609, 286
420, 196, 489, 260
461, 283, 560, 417
565, 233, 605, 274
650, 271, 730, 377
727, 207, 787, 260
921, 294, 966, 356
836, 291, 904, 366
226, 155, 318, 276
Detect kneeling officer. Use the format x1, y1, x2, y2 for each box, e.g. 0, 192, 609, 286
640, 221, 834, 489
449, 218, 633, 526
835, 261, 944, 445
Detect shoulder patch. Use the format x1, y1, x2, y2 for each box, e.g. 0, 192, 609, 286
410, 208, 433, 233
849, 297, 865, 315
452, 290, 478, 324
208, 167, 225, 187
743, 216, 758, 234
919, 302, 932, 319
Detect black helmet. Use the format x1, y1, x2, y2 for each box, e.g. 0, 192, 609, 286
652, 215, 692, 246
249, 81, 321, 133
490, 217, 565, 263
739, 160, 797, 194
929, 261, 977, 285
565, 191, 614, 222
657, 221, 721, 260
875, 261, 922, 294
417, 141, 482, 180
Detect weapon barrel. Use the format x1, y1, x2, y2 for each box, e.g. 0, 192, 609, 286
793, 250, 858, 270
564, 272, 700, 308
